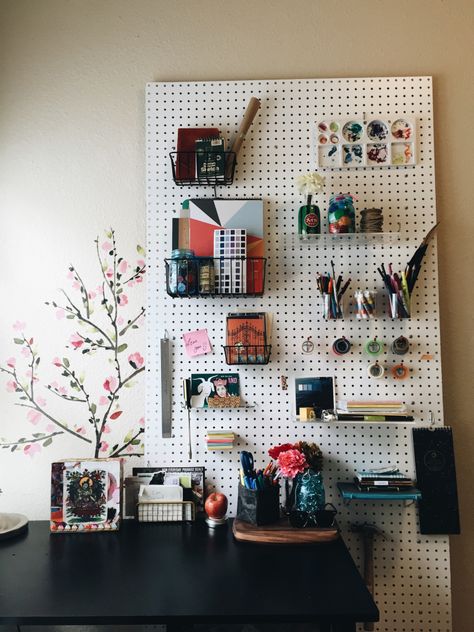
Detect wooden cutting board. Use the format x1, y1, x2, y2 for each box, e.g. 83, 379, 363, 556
232, 518, 339, 544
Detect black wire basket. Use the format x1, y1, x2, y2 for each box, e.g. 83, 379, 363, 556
223, 345, 272, 365
169, 151, 237, 186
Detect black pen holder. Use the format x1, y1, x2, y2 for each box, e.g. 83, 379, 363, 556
236, 483, 280, 526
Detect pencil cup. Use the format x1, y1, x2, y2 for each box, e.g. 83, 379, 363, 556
389, 293, 410, 319
236, 483, 280, 526
355, 290, 377, 319
322, 293, 344, 320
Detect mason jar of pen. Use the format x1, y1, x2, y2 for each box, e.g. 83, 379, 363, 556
389, 292, 411, 319
354, 290, 377, 319
236, 483, 280, 526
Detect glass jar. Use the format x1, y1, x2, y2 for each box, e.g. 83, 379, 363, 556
168, 249, 197, 296
328, 194, 356, 234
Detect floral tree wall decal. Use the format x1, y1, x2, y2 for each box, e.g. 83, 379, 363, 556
0, 229, 146, 458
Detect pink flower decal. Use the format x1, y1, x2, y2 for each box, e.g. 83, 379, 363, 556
138, 416, 145, 427
137, 259, 145, 268
119, 260, 128, 274
100, 441, 109, 453
13, 320, 26, 331
21, 347, 30, 357
6, 357, 16, 368
118, 294, 128, 306
24, 443, 41, 457
277, 449, 308, 478
6, 380, 17, 393
103, 425, 111, 434
69, 333, 83, 349
109, 410, 122, 420
46, 424, 55, 433
27, 409, 42, 425
99, 395, 109, 405
56, 309, 65, 320
36, 396, 47, 407
128, 352, 144, 370
52, 357, 62, 367
101, 241, 112, 251
103, 376, 118, 392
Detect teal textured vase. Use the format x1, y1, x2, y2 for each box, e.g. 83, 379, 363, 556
294, 470, 325, 521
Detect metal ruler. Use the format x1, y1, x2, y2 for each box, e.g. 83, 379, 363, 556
160, 334, 172, 438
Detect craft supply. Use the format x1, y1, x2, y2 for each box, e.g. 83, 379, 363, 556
176, 127, 219, 180
205, 430, 235, 451
226, 96, 261, 177
355, 290, 377, 319
183, 379, 192, 459
317, 262, 349, 319
360, 208, 384, 233
160, 332, 173, 438
190, 373, 240, 408
332, 336, 351, 355
327, 194, 356, 234
182, 329, 212, 358
167, 249, 198, 296
195, 136, 225, 178
391, 362, 409, 380
300, 407, 316, 421
364, 338, 384, 356
391, 336, 410, 355
214, 228, 247, 294
367, 361, 385, 379
296, 172, 325, 236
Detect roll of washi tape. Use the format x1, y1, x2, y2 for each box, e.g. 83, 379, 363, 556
365, 338, 384, 356
392, 335, 410, 355
332, 336, 351, 355
392, 362, 409, 380
367, 361, 385, 379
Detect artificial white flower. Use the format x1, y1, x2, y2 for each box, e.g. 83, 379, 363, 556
296, 172, 326, 196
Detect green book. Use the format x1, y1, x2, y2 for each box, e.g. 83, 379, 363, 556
195, 136, 225, 178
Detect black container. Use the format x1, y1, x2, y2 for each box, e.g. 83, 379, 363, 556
236, 483, 280, 526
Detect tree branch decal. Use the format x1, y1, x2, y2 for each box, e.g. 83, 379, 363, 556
0, 229, 146, 458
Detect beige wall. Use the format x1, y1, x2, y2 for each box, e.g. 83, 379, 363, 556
0, 1, 472, 630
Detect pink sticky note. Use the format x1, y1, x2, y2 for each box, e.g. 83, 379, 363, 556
183, 329, 212, 357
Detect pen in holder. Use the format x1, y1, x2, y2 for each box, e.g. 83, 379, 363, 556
318, 262, 350, 321
236, 483, 280, 526
389, 292, 410, 319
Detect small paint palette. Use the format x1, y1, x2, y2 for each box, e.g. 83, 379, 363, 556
315, 117, 416, 168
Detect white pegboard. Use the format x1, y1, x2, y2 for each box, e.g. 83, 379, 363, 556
145, 77, 450, 632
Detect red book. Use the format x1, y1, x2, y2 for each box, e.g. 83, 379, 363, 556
176, 127, 219, 180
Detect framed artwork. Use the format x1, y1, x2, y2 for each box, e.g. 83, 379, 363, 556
294, 376, 335, 419
50, 458, 122, 533
132, 466, 205, 512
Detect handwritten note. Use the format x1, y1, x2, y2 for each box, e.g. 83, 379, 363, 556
183, 329, 212, 357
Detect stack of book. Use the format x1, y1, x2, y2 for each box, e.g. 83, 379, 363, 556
355, 466, 416, 492
205, 430, 235, 451
336, 400, 414, 422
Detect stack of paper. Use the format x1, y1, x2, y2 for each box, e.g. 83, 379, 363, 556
205, 430, 235, 451
338, 400, 407, 414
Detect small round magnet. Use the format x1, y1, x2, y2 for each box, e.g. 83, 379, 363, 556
392, 335, 410, 355
367, 361, 385, 379
365, 338, 384, 356
332, 336, 351, 355
392, 362, 409, 380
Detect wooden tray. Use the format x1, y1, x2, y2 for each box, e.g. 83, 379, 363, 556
232, 518, 339, 544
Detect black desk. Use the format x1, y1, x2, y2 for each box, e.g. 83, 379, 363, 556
0, 520, 378, 631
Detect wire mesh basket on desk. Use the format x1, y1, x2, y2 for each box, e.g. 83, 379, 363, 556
137, 500, 196, 523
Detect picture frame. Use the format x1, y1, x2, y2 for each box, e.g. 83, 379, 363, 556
293, 376, 335, 420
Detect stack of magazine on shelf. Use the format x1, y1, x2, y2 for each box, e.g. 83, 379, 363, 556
355, 465, 416, 492
336, 400, 414, 422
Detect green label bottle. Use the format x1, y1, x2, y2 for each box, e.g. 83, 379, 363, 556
298, 194, 321, 235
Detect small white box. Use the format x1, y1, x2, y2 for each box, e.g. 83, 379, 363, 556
138, 484, 183, 502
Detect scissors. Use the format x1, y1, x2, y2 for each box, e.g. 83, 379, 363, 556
240, 451, 255, 488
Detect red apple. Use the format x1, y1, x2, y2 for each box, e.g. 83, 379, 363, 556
205, 492, 228, 519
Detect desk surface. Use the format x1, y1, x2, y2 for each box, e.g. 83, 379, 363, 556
0, 520, 378, 627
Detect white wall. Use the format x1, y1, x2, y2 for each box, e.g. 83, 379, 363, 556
0, 1, 473, 630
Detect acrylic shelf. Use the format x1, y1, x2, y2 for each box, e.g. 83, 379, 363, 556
287, 230, 401, 247
337, 482, 421, 503
223, 345, 271, 365
169, 151, 236, 186
165, 256, 266, 298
